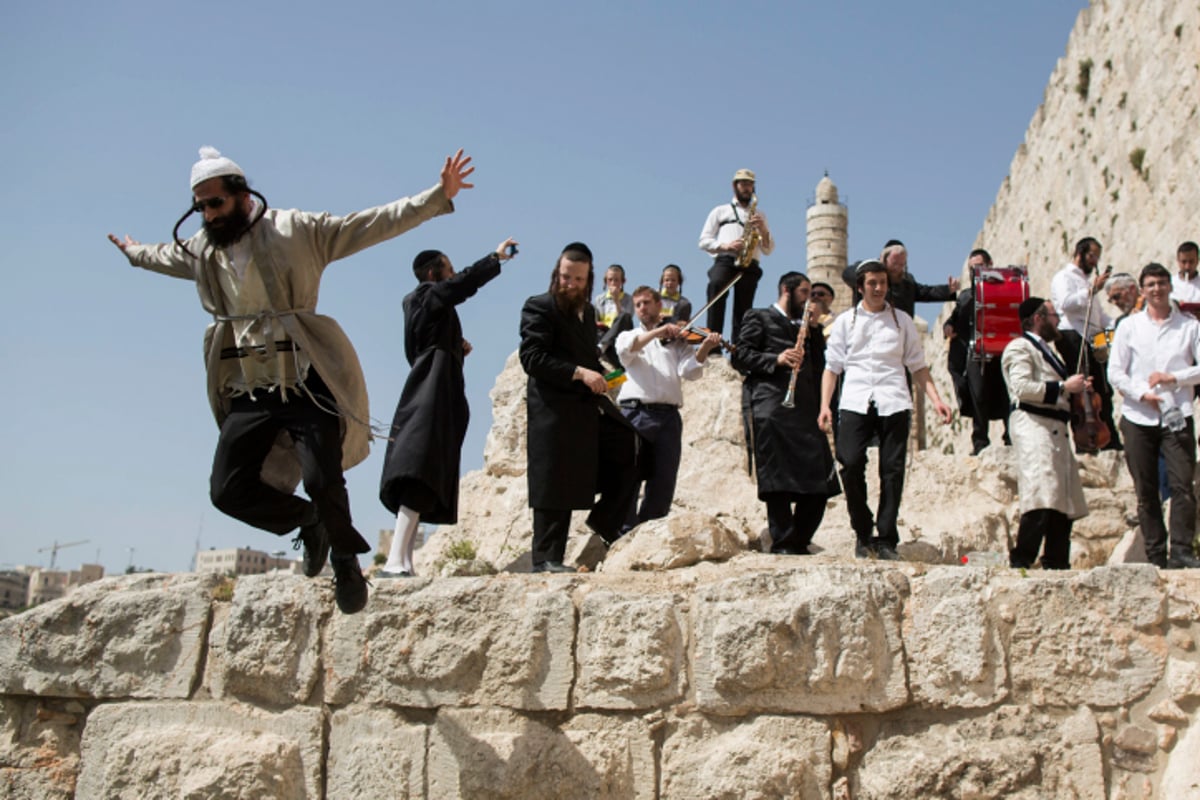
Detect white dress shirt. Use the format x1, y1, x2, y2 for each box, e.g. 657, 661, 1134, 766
825, 304, 926, 416
1050, 262, 1111, 336
698, 198, 775, 259
615, 329, 704, 407
1171, 273, 1200, 304
1107, 307, 1200, 426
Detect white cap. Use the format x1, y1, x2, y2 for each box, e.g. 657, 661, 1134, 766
190, 146, 244, 190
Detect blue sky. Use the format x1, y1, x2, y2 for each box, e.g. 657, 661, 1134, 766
0, 0, 1085, 574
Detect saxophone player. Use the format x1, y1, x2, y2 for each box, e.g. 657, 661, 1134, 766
698, 168, 774, 346
732, 272, 840, 555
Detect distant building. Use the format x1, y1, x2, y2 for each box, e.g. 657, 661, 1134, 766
0, 571, 30, 610
194, 547, 302, 576
806, 173, 851, 316
21, 563, 105, 607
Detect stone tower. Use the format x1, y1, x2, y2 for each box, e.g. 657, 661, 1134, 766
805, 173, 850, 315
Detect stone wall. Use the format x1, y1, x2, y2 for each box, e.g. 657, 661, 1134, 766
2, 566, 1198, 798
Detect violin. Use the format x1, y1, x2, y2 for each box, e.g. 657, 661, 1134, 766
1070, 264, 1113, 453
1070, 381, 1111, 453
664, 323, 737, 353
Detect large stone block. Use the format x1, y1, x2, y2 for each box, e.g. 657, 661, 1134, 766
1000, 566, 1166, 707
693, 566, 909, 715
427, 707, 655, 799
661, 714, 832, 799
206, 574, 327, 706
906, 568, 1008, 708
602, 513, 744, 572
854, 706, 1104, 800
0, 696, 83, 800
75, 701, 322, 799
327, 707, 426, 800
575, 589, 686, 709
0, 573, 218, 699
325, 576, 575, 710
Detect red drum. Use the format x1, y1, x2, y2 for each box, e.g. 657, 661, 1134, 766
973, 265, 1029, 360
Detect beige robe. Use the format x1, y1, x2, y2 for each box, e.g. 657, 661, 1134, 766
124, 184, 453, 487
1001, 335, 1089, 519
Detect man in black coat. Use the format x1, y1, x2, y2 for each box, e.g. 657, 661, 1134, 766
732, 272, 841, 555
841, 240, 959, 317
378, 238, 518, 577
519, 242, 639, 573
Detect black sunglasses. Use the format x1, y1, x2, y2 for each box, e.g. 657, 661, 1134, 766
192, 196, 230, 212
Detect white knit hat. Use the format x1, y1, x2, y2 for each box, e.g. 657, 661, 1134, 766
190, 146, 244, 189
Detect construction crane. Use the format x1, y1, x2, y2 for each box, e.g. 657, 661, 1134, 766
36, 539, 90, 570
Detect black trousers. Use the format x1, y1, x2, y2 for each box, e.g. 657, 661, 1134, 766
622, 406, 682, 528
209, 372, 370, 555
1120, 417, 1196, 564
966, 357, 1011, 452
705, 256, 762, 344
1010, 508, 1072, 569
531, 414, 638, 565
836, 406, 910, 546
1055, 329, 1120, 450
764, 493, 827, 552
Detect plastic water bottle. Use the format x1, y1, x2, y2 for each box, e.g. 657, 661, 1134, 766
1160, 392, 1186, 433
961, 551, 1007, 567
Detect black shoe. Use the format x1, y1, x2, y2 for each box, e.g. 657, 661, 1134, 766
331, 554, 369, 614
772, 546, 811, 555
293, 519, 330, 578
874, 544, 901, 561
854, 543, 874, 560
1167, 551, 1200, 569
532, 561, 576, 574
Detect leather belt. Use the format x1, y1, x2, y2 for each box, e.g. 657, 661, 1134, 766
620, 399, 679, 412
1015, 402, 1071, 423
221, 340, 299, 360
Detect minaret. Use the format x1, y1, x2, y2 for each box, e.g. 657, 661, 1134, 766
806, 173, 850, 315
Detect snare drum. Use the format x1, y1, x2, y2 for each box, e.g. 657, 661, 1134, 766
972, 265, 1030, 360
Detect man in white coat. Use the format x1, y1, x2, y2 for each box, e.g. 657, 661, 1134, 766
1001, 297, 1090, 569
108, 146, 475, 613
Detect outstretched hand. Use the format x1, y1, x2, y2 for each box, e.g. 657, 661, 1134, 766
495, 237, 519, 260
441, 149, 475, 200
107, 233, 140, 253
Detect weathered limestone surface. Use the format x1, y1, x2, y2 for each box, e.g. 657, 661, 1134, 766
906, 568, 1008, 708
75, 701, 323, 800
324, 575, 576, 710
575, 588, 687, 709
0, 572, 218, 700
1001, 565, 1167, 707
206, 574, 327, 706
0, 696, 82, 800
693, 565, 909, 715
427, 708, 656, 800
327, 707, 426, 800
600, 512, 745, 573
660, 714, 832, 800
855, 706, 1106, 800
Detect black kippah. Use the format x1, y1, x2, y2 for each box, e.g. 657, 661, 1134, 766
884, 239, 904, 248
561, 241, 593, 260
1018, 296, 1045, 320
413, 250, 443, 274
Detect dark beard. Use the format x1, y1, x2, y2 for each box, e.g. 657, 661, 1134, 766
736, 189, 753, 205
203, 204, 252, 247
553, 285, 587, 316
1041, 322, 1061, 343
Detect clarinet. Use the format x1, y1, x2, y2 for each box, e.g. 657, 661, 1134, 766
781, 298, 812, 409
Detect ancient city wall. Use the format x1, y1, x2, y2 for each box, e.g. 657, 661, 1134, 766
1, 566, 1199, 799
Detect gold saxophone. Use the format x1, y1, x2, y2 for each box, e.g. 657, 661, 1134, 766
735, 194, 760, 268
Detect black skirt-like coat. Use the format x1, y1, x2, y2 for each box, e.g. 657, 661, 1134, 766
379, 254, 502, 523
519, 292, 633, 510
731, 307, 841, 499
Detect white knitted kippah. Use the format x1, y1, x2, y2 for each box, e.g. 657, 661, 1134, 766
189, 146, 244, 189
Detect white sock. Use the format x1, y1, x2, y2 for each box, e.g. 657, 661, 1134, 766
384, 506, 420, 574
